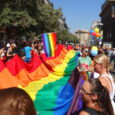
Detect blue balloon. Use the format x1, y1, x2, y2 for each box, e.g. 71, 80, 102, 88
90, 30, 94, 34
90, 49, 98, 56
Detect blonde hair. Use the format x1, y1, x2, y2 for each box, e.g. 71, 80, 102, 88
93, 54, 110, 72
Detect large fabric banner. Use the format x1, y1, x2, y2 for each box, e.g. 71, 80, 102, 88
0, 45, 82, 115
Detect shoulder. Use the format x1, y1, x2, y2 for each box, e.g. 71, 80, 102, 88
98, 76, 108, 85
98, 76, 111, 92
78, 56, 82, 60
86, 56, 92, 60
99, 74, 112, 82
79, 111, 89, 115
7, 48, 11, 52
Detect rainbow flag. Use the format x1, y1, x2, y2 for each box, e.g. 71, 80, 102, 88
42, 32, 57, 57
0, 45, 82, 115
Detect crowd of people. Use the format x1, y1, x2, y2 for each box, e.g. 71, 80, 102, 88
0, 38, 43, 62
0, 38, 115, 66
76, 53, 115, 115
0, 39, 114, 115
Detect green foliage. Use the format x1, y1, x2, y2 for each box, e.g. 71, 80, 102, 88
0, 0, 76, 42
57, 29, 79, 43
36, 4, 62, 33
0, 7, 37, 27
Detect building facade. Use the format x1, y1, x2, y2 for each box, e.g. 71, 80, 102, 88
90, 20, 103, 30
100, 0, 115, 47
75, 30, 90, 46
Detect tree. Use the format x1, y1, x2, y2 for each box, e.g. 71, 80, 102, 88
0, 0, 63, 39
0, 0, 76, 43
57, 29, 79, 44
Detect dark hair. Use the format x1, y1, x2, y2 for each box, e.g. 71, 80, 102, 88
25, 41, 32, 47
0, 87, 36, 115
88, 78, 114, 115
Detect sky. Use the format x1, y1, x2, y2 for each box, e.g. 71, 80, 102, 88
50, 0, 105, 33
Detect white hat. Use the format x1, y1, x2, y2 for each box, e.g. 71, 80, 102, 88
6, 43, 10, 47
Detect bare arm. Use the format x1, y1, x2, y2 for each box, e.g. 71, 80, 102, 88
7, 48, 13, 57
79, 111, 89, 115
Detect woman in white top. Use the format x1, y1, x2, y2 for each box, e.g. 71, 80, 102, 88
93, 54, 115, 113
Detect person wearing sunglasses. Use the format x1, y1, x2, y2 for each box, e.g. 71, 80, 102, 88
79, 78, 114, 115
93, 54, 115, 114
77, 48, 93, 80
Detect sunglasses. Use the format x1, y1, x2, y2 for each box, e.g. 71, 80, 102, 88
94, 62, 101, 66
80, 87, 93, 95
82, 50, 88, 52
